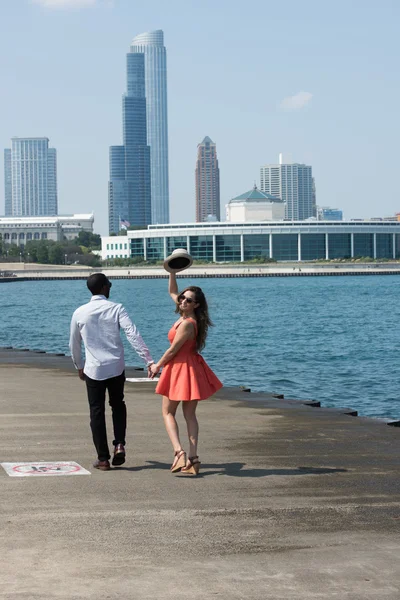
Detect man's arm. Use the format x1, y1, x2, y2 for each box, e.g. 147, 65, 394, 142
69, 313, 85, 379
119, 306, 154, 366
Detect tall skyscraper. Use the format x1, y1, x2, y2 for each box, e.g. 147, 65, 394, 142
260, 154, 313, 220
4, 137, 57, 217
195, 136, 220, 222
4, 149, 11, 216
108, 53, 151, 234
130, 30, 169, 224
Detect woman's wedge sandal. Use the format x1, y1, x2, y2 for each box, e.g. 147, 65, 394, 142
180, 456, 201, 476
171, 450, 187, 473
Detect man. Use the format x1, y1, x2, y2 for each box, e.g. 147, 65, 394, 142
69, 273, 154, 471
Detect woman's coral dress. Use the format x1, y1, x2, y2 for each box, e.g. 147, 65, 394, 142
155, 318, 222, 401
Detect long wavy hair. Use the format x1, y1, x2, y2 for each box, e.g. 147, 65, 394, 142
175, 286, 213, 352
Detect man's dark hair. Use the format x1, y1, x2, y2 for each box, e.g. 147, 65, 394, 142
87, 273, 110, 295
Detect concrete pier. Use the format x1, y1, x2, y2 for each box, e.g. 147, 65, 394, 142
1, 350, 400, 599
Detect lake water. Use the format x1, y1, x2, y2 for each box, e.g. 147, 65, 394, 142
1, 275, 399, 420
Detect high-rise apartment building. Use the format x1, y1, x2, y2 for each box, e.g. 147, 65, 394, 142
108, 52, 151, 234
195, 137, 220, 222
260, 154, 313, 221
130, 30, 169, 224
4, 138, 57, 217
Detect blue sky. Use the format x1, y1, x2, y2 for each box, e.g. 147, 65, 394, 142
0, 0, 399, 234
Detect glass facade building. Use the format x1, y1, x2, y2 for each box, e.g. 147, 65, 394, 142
130, 30, 169, 225
272, 234, 299, 261
215, 235, 241, 262
108, 53, 151, 234
146, 237, 164, 260
131, 238, 145, 257
243, 234, 270, 260
328, 234, 351, 259
102, 221, 400, 262
4, 138, 57, 217
353, 233, 373, 258
376, 233, 393, 259
166, 236, 187, 254
4, 149, 12, 216
301, 233, 326, 261
190, 235, 214, 261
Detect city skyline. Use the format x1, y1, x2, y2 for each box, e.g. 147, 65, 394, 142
195, 136, 220, 222
0, 1, 399, 234
4, 137, 57, 217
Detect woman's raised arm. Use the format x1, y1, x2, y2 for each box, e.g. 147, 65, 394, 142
168, 272, 179, 303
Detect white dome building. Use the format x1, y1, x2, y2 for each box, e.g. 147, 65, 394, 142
226, 185, 285, 222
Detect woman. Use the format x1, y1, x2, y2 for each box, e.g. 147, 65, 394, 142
150, 272, 222, 475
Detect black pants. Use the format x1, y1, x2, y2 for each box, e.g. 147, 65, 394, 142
85, 371, 126, 461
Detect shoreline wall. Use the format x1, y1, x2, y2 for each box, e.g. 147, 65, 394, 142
1, 347, 399, 426
2, 263, 400, 281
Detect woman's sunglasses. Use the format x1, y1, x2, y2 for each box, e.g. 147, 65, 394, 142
178, 295, 194, 304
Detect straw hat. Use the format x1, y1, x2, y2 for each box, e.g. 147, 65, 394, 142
163, 248, 193, 273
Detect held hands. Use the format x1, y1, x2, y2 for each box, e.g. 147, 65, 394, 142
150, 363, 161, 378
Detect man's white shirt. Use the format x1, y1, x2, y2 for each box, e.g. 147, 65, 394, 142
69, 295, 153, 380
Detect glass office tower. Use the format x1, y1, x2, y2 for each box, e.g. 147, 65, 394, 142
4, 138, 57, 216
108, 53, 151, 234
4, 149, 12, 215
130, 30, 169, 224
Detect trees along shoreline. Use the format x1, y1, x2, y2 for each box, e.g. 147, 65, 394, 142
0, 231, 101, 266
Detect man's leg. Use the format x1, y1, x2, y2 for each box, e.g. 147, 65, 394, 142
85, 375, 111, 462
107, 371, 126, 446
107, 371, 126, 465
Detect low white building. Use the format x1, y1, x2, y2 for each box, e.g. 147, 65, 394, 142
102, 236, 130, 260
57, 215, 95, 240
0, 214, 94, 246
226, 185, 285, 222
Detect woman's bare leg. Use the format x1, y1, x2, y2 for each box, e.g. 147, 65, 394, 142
182, 400, 199, 460
162, 396, 182, 453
